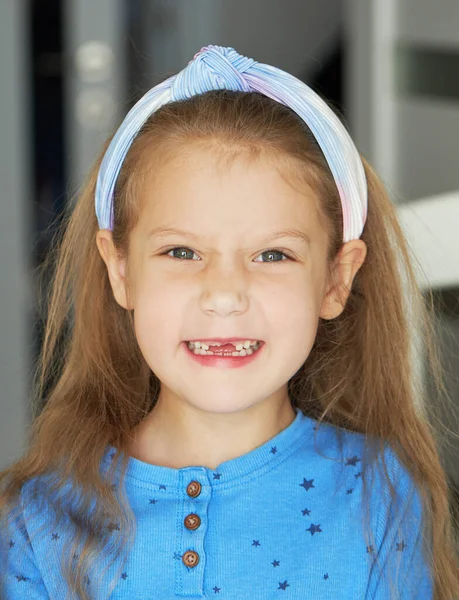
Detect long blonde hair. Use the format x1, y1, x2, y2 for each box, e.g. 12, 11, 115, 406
1, 89, 458, 599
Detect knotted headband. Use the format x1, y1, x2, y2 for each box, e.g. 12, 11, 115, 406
95, 45, 368, 242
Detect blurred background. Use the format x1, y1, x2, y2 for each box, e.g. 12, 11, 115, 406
0, 0, 458, 514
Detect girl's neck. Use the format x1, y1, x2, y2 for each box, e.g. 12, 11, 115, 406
127, 396, 297, 471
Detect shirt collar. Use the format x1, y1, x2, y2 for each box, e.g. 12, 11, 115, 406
102, 407, 315, 491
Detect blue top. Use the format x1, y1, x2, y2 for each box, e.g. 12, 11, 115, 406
2, 407, 432, 599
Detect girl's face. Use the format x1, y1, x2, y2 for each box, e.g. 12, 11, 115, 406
105, 146, 335, 416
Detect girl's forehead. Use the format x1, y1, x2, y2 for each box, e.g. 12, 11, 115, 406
140, 157, 319, 221
130, 142, 329, 246
141, 143, 317, 200
132, 160, 328, 255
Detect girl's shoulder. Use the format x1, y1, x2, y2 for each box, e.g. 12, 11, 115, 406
312, 420, 425, 518
1, 476, 54, 597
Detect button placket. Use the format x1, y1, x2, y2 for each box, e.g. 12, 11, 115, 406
175, 469, 210, 597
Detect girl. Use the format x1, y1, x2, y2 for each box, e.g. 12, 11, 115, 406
1, 45, 458, 600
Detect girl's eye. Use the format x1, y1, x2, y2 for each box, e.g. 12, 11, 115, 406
254, 250, 292, 263
161, 247, 293, 263
164, 247, 197, 261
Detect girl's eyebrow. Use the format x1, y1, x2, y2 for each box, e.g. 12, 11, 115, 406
147, 227, 310, 245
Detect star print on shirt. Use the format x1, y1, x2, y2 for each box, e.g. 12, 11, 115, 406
213, 473, 222, 480
15, 575, 30, 582
9, 540, 14, 548
272, 560, 280, 567
121, 572, 128, 580
346, 456, 360, 466
324, 573, 329, 580
252, 540, 260, 547
346, 488, 354, 494
302, 508, 311, 516
270, 446, 277, 454
300, 478, 315, 491
159, 484, 166, 490
149, 498, 158, 504
396, 541, 407, 551
51, 533, 59, 541
278, 580, 290, 590
306, 523, 322, 536
213, 586, 221, 593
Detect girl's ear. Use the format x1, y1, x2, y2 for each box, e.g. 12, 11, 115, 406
319, 239, 367, 320
96, 230, 132, 310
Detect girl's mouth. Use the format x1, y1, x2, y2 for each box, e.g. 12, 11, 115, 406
182, 340, 265, 369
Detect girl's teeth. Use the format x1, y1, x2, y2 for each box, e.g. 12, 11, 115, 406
190, 340, 258, 351
186, 340, 261, 356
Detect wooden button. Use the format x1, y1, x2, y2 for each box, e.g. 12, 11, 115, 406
186, 481, 202, 498
182, 550, 199, 568
184, 513, 201, 530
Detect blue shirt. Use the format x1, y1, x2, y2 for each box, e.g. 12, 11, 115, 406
2, 407, 432, 599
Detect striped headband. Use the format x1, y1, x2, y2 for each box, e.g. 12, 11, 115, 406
95, 45, 368, 243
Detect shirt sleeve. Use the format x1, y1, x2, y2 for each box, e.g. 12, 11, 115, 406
367, 445, 434, 600
0, 489, 50, 599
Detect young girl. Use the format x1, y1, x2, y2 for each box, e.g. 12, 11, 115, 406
1, 45, 458, 600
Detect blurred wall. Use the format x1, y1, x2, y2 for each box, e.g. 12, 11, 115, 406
132, 0, 342, 87
0, 1, 33, 470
